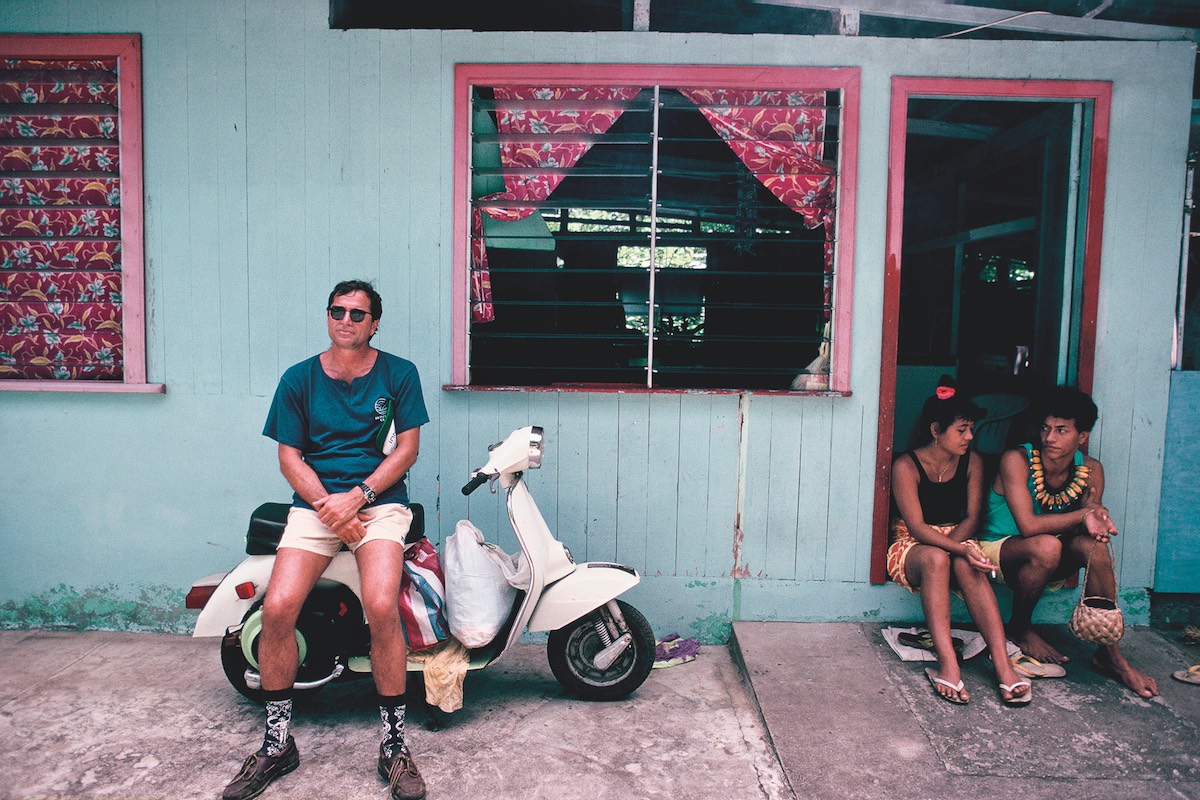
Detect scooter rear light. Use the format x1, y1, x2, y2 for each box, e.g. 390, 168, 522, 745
185, 585, 217, 609
235, 581, 257, 600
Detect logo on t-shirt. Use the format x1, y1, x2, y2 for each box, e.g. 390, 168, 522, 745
374, 397, 396, 455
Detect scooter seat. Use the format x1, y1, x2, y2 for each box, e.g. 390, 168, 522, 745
244, 502, 426, 555
245, 502, 290, 555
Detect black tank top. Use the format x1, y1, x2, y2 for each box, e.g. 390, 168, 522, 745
906, 450, 969, 526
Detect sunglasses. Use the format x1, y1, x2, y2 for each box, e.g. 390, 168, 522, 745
327, 305, 372, 323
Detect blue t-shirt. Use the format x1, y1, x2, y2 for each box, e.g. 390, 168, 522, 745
263, 351, 429, 509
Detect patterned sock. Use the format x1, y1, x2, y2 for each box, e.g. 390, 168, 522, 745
262, 690, 293, 756
378, 693, 407, 758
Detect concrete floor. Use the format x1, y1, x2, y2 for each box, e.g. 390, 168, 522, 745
0, 629, 788, 800
4, 622, 1200, 800
734, 621, 1200, 800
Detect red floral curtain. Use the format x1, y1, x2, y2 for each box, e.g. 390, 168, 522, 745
0, 58, 125, 380
471, 86, 641, 323
678, 89, 836, 318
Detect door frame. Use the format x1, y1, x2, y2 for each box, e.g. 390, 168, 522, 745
870, 77, 1113, 583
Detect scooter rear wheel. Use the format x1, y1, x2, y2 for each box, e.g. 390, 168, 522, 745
220, 602, 328, 704
221, 627, 266, 703
547, 599, 654, 701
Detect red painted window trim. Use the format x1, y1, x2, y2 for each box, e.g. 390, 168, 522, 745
452, 63, 860, 392
0, 33, 160, 394
869, 76, 1112, 583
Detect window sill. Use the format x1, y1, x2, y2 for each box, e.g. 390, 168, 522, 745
0, 381, 166, 394
442, 384, 850, 397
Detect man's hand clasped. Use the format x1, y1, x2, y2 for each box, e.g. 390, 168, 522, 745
313, 492, 370, 544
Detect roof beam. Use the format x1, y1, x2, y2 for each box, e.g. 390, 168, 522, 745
753, 0, 1197, 41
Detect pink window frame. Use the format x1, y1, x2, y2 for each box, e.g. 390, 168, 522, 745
869, 76, 1112, 583
450, 63, 861, 392
0, 33, 160, 394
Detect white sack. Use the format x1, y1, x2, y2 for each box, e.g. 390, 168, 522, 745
443, 520, 519, 648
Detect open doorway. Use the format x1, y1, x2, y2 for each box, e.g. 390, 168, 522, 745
871, 78, 1112, 583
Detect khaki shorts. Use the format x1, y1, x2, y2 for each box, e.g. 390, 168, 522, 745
977, 536, 1066, 592
977, 538, 1009, 585
278, 503, 413, 557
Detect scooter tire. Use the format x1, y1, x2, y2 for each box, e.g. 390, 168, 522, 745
547, 599, 655, 701
221, 630, 266, 704
219, 614, 325, 705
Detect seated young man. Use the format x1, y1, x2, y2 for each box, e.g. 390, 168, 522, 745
977, 386, 1158, 699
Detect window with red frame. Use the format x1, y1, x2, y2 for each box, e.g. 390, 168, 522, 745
461, 67, 857, 391
0, 34, 150, 389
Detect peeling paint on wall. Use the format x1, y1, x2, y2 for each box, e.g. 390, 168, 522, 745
690, 612, 732, 644
0, 584, 195, 634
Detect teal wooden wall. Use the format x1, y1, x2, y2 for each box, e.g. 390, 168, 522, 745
1156, 371, 1200, 592
0, 0, 1193, 640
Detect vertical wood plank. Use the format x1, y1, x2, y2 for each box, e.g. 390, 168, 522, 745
555, 397, 590, 564
214, 2, 250, 395
185, 1, 222, 393
796, 396, 834, 580
298, 8, 333, 360
149, 1, 193, 392
763, 396, 803, 581
704, 395, 741, 578
675, 395, 713, 576
585, 392, 620, 563
739, 394, 772, 578
826, 400, 868, 582
616, 393, 651, 572
646, 393, 682, 576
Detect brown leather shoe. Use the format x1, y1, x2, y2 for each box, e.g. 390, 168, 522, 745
378, 743, 426, 800
221, 738, 299, 800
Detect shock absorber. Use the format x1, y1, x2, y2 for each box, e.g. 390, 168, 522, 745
591, 603, 633, 671
593, 612, 614, 647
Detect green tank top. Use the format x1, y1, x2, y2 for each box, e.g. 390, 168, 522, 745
981, 443, 1086, 541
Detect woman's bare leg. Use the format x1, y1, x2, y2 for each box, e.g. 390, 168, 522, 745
907, 545, 967, 703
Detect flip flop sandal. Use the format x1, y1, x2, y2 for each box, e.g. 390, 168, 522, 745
925, 667, 968, 705
1172, 664, 1200, 685
1010, 654, 1067, 679
900, 630, 964, 653
999, 679, 1033, 705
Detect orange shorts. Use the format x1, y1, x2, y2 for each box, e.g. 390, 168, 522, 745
886, 519, 968, 593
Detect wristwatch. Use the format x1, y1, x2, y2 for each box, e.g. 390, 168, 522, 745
358, 482, 377, 504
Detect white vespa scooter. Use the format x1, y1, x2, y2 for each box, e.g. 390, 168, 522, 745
187, 425, 655, 704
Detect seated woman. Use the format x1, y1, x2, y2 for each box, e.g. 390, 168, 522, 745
888, 378, 1031, 706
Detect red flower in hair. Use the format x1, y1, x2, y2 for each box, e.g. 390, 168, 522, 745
936, 386, 955, 400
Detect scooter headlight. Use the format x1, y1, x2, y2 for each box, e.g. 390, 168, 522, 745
527, 426, 544, 469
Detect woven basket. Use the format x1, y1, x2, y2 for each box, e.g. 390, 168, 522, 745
1067, 539, 1124, 646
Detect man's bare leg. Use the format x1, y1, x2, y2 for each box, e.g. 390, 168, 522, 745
1062, 532, 1160, 698
356, 539, 409, 696
1000, 534, 1070, 664
260, 548, 334, 691
1091, 644, 1159, 698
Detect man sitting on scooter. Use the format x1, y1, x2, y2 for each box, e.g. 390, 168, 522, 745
222, 279, 430, 800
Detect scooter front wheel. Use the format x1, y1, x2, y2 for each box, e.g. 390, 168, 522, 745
547, 599, 654, 701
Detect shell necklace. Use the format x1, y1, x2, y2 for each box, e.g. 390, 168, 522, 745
1029, 449, 1089, 511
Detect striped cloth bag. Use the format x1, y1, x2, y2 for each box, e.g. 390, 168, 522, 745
400, 537, 451, 651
